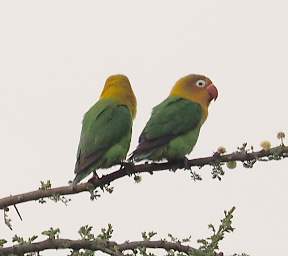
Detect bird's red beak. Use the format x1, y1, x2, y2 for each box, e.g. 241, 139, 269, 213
206, 84, 218, 101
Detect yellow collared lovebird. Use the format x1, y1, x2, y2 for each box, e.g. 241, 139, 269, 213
130, 74, 217, 163
73, 74, 137, 184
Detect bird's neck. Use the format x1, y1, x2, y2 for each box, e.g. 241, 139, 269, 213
170, 87, 209, 121
101, 88, 137, 119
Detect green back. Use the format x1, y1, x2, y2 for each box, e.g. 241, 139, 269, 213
75, 99, 132, 174
133, 96, 203, 159
141, 96, 202, 140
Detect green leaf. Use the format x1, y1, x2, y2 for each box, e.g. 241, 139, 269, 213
97, 224, 113, 241
41, 227, 60, 239
0, 239, 7, 247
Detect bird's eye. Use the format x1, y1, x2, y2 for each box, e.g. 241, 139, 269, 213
196, 79, 206, 88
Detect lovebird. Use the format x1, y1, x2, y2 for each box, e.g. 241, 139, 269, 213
130, 74, 218, 164
73, 74, 137, 184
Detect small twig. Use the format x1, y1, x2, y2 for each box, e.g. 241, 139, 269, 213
13, 204, 23, 221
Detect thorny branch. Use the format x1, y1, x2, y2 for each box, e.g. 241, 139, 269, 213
0, 239, 199, 256
0, 145, 287, 210
0, 206, 243, 256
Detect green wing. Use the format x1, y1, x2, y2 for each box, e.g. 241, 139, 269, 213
132, 96, 203, 157
75, 99, 132, 175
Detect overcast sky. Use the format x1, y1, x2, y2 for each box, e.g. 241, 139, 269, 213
0, 1, 287, 255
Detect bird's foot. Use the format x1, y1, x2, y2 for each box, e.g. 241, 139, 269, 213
169, 157, 191, 171
119, 161, 125, 170
119, 161, 135, 176
144, 161, 154, 175
88, 171, 100, 185
183, 156, 191, 170
167, 159, 179, 172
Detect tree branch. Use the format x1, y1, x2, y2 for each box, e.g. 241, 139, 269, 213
0, 238, 120, 256
0, 238, 199, 256
0, 207, 239, 256
118, 240, 198, 254
0, 145, 287, 210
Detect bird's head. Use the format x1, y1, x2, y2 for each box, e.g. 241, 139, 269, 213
170, 74, 218, 107
100, 74, 137, 119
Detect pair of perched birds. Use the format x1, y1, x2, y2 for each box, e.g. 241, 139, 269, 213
73, 74, 218, 184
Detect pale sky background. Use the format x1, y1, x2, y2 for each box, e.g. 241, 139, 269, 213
0, 1, 287, 255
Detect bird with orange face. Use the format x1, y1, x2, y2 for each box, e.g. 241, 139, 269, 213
130, 74, 218, 163
73, 74, 137, 184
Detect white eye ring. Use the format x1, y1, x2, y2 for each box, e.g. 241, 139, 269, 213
196, 79, 206, 88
